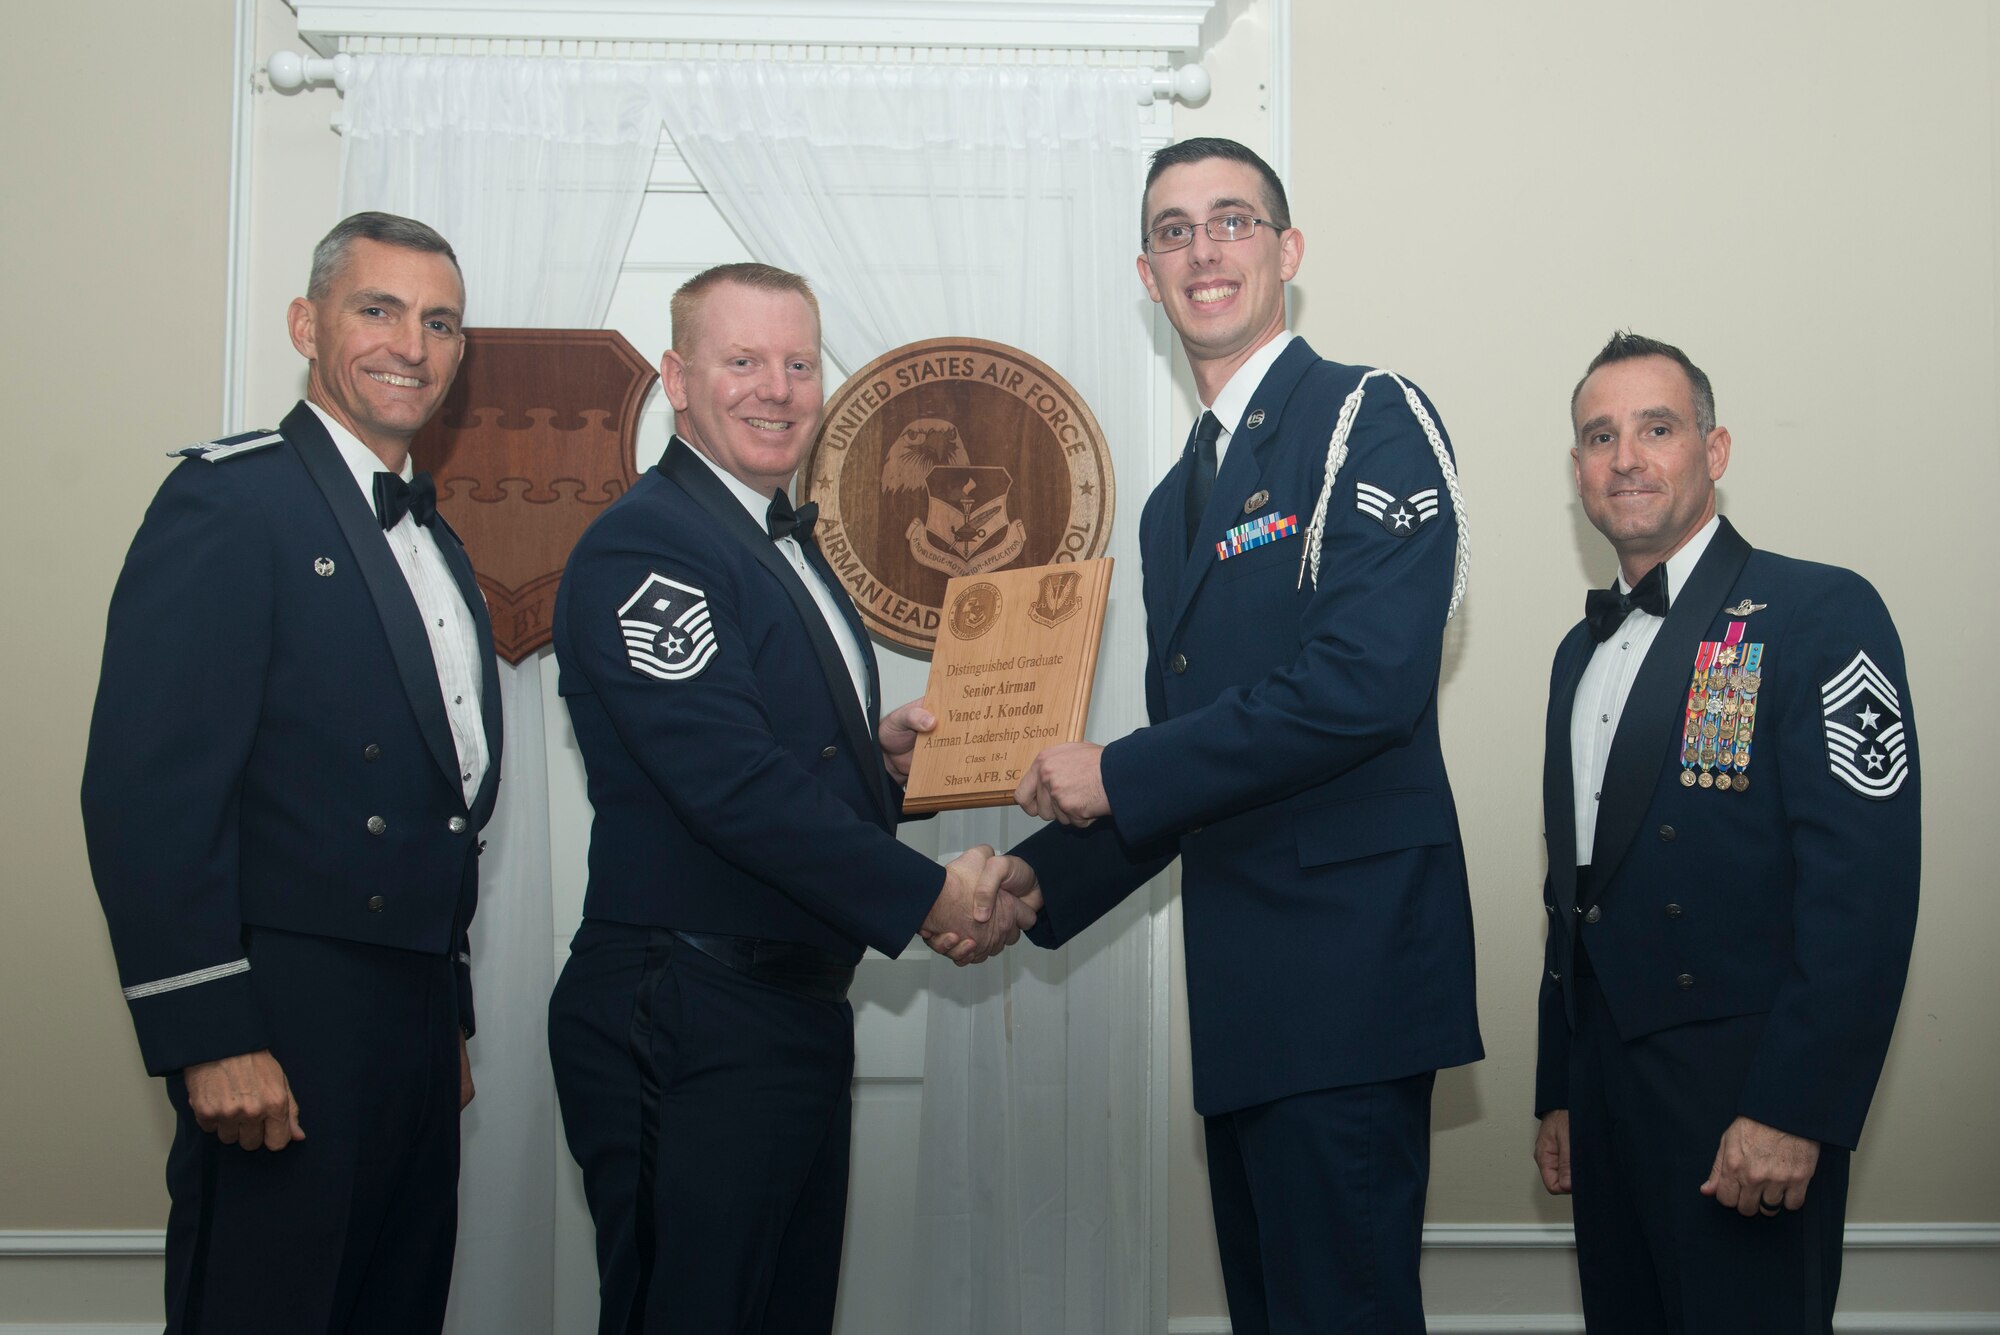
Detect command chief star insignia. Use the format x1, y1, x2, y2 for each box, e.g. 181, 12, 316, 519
619, 572, 718, 681
1821, 649, 1910, 799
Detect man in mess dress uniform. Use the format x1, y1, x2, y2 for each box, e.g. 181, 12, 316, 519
1533, 331, 1921, 1332
955, 137, 1482, 1335
82, 212, 500, 1334
547, 262, 1037, 1335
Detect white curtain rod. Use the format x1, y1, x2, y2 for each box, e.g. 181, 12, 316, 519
265, 49, 1209, 104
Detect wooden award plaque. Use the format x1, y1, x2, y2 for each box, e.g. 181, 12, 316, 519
901, 558, 1114, 814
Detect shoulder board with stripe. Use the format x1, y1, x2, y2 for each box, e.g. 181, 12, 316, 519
170, 429, 283, 463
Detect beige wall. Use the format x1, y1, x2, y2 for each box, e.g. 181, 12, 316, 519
0, 3, 234, 1227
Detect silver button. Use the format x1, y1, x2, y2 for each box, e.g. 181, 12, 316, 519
448, 816, 468, 834
1170, 652, 1188, 674
821, 745, 837, 759
368, 895, 385, 912
366, 816, 387, 836
1677, 973, 1695, 990
363, 743, 381, 761
1584, 905, 1602, 924
1665, 903, 1684, 919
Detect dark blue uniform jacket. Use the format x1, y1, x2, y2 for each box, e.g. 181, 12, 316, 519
1017, 338, 1484, 1116
552, 439, 943, 962
82, 402, 502, 1075
1536, 518, 1920, 1150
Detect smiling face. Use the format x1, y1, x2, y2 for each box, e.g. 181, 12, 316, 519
661, 282, 824, 495
1137, 157, 1303, 400
287, 238, 465, 469
1571, 354, 1732, 583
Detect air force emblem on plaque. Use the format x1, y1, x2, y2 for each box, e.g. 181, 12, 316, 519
1822, 650, 1909, 799
619, 573, 717, 681
1355, 482, 1439, 537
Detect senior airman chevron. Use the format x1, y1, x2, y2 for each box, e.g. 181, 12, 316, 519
1217, 510, 1299, 560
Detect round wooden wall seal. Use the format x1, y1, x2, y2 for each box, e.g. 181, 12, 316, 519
801, 337, 1115, 651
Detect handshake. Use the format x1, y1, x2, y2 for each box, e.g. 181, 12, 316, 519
880, 698, 1061, 966
921, 845, 1042, 966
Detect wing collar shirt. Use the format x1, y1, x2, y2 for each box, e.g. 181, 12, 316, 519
1205, 330, 1295, 470
684, 440, 871, 716
1571, 514, 1720, 864
309, 402, 489, 806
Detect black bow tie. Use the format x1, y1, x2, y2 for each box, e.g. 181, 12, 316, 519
767, 490, 818, 543
374, 471, 438, 530
1585, 561, 1668, 642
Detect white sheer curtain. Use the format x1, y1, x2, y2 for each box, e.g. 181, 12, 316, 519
656, 62, 1163, 1334
336, 55, 662, 1335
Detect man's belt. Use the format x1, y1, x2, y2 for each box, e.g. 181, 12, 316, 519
670, 931, 856, 1003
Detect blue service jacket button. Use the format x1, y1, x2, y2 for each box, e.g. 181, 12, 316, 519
448, 816, 468, 834
366, 815, 387, 835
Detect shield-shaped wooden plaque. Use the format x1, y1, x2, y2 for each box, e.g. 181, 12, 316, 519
411, 328, 657, 663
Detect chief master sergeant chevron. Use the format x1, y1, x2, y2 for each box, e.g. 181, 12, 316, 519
1532, 332, 1921, 1332
81, 212, 501, 1334
960, 137, 1483, 1335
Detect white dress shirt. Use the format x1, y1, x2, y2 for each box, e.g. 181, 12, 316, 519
1570, 515, 1719, 864
685, 442, 872, 716
308, 402, 489, 806
1203, 330, 1296, 470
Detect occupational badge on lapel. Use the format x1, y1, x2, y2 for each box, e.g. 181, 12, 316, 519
1244, 409, 1266, 430
1216, 511, 1299, 561
1821, 650, 1909, 798
1725, 599, 1768, 617
1355, 482, 1439, 537
1677, 622, 1762, 792
313, 557, 336, 577
618, 573, 718, 681
1243, 490, 1270, 515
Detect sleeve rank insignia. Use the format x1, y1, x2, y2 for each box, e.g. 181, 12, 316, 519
619, 573, 718, 681
1355, 482, 1439, 537
1821, 649, 1909, 798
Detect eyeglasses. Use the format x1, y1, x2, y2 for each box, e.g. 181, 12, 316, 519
1142, 214, 1283, 253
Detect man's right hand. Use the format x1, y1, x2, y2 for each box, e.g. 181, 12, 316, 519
183, 1049, 305, 1151
922, 846, 1039, 965
1534, 1109, 1571, 1195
